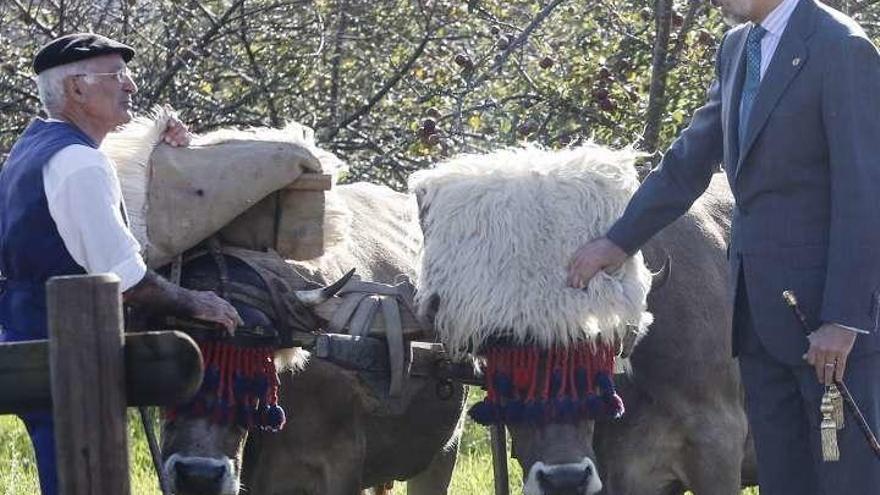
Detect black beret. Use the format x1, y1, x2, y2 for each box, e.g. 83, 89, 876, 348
33, 33, 135, 75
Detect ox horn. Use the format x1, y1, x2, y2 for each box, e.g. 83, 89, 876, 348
650, 255, 672, 290
294, 268, 356, 306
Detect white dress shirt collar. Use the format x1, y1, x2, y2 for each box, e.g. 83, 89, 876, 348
759, 0, 801, 38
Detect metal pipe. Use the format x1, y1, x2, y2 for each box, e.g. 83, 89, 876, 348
139, 406, 172, 495
490, 424, 510, 495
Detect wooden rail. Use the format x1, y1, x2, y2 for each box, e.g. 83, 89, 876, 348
0, 274, 204, 495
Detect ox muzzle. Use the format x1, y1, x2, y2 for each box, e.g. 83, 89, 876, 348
524, 458, 602, 495
165, 454, 237, 495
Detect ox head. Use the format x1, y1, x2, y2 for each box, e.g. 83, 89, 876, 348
161, 256, 351, 495
467, 342, 622, 495
162, 417, 247, 495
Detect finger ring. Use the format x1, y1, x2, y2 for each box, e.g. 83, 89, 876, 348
825, 363, 836, 368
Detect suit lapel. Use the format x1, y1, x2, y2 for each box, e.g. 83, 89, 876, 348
735, 0, 817, 179
724, 29, 748, 171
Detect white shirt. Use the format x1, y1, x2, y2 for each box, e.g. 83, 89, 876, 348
757, 0, 801, 79
43, 143, 147, 291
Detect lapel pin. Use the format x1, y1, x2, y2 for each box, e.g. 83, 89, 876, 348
792, 57, 801, 66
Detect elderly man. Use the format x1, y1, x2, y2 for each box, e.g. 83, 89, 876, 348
0, 33, 242, 494
568, 0, 880, 494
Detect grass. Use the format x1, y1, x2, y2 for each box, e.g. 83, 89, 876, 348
0, 393, 759, 494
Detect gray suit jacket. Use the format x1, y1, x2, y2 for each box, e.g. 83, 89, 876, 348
607, 0, 880, 364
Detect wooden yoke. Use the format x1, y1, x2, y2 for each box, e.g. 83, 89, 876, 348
220, 173, 334, 260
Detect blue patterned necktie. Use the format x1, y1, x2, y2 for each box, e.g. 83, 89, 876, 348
739, 24, 767, 151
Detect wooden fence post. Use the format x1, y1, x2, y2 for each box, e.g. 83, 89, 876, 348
47, 274, 129, 495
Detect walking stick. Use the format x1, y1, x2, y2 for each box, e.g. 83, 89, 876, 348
782, 290, 880, 461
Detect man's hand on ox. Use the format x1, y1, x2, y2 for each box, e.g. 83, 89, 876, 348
567, 237, 628, 289
186, 290, 243, 336
804, 323, 857, 385
124, 271, 242, 335
161, 116, 192, 147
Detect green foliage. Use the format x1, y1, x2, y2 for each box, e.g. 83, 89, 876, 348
0, 0, 728, 188
3, 1, 878, 187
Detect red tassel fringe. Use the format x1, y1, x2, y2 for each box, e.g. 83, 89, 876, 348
166, 340, 287, 432
469, 341, 623, 426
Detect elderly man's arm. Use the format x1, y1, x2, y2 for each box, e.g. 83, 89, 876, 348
123, 271, 242, 334
45, 119, 241, 333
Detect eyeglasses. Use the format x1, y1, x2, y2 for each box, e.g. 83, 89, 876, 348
72, 67, 132, 83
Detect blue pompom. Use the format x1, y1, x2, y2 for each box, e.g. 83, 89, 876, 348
505, 400, 525, 423
494, 373, 513, 397
468, 401, 498, 425
524, 402, 545, 423
265, 404, 287, 431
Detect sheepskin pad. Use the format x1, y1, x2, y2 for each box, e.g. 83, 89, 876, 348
101, 106, 342, 267
409, 144, 653, 357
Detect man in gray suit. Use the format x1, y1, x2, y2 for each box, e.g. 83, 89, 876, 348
568, 0, 880, 493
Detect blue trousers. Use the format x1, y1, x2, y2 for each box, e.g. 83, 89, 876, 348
735, 273, 880, 495
20, 410, 57, 495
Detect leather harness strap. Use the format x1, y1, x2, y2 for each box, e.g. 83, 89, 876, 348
380, 295, 406, 397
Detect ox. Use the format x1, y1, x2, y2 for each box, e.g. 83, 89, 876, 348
410, 145, 756, 495
102, 111, 466, 495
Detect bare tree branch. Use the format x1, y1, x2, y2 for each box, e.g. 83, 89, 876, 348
324, 28, 434, 140
9, 0, 56, 37
640, 0, 674, 154
471, 0, 568, 87
144, 0, 246, 107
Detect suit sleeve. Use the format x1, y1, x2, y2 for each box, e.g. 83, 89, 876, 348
819, 34, 880, 332
606, 38, 727, 255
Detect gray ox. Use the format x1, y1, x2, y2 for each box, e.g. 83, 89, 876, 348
162, 184, 464, 495
102, 115, 467, 495
411, 142, 756, 495
512, 177, 757, 494
158, 185, 468, 495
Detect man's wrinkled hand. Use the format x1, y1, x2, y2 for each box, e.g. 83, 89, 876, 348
566, 237, 628, 289
161, 116, 192, 147
187, 290, 243, 336
804, 323, 857, 385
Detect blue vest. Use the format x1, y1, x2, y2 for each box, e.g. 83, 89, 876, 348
0, 120, 94, 341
